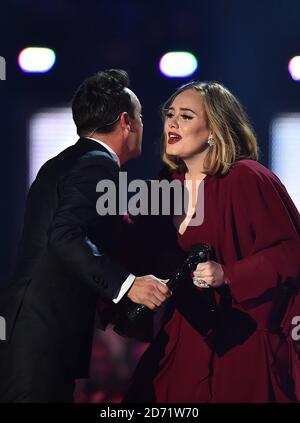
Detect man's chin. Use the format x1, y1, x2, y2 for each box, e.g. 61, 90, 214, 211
132, 148, 142, 159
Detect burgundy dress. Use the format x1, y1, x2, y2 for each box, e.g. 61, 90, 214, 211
124, 160, 300, 403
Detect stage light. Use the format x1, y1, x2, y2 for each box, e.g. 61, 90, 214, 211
29, 108, 76, 184
288, 56, 300, 81
159, 51, 198, 78
270, 114, 300, 210
18, 47, 56, 73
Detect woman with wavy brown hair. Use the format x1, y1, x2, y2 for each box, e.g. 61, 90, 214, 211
123, 81, 300, 403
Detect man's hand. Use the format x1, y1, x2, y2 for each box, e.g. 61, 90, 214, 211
127, 275, 171, 310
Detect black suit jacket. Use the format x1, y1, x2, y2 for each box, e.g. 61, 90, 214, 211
0, 138, 129, 377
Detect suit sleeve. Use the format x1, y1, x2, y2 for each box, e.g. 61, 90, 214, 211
47, 154, 130, 300
222, 165, 300, 303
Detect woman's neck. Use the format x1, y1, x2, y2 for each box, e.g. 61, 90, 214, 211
184, 152, 208, 181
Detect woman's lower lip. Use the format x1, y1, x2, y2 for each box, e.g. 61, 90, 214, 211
168, 139, 181, 144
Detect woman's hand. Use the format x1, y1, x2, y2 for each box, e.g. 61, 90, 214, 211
192, 261, 227, 288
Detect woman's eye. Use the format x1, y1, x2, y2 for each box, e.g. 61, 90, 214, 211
164, 112, 193, 120
165, 112, 174, 119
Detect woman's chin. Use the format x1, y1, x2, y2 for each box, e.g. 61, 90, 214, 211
166, 145, 183, 156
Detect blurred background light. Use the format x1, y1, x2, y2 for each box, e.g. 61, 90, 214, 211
159, 51, 198, 78
288, 56, 300, 81
29, 108, 76, 185
18, 47, 56, 73
270, 114, 300, 210
0, 56, 6, 80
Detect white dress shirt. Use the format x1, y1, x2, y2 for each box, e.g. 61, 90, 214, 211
85, 137, 135, 303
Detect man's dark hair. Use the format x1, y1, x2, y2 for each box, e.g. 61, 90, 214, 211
72, 69, 134, 135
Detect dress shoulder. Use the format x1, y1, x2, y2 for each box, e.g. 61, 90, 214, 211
230, 159, 273, 178
227, 159, 285, 189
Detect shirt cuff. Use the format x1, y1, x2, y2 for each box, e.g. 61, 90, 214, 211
112, 273, 136, 303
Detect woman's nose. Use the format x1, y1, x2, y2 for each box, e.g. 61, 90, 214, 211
168, 116, 179, 128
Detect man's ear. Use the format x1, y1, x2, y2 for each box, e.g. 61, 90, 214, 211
120, 112, 132, 131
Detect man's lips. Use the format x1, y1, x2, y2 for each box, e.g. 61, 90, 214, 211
168, 132, 182, 144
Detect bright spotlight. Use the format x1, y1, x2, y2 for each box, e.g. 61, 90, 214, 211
18, 47, 56, 73
159, 51, 198, 78
288, 56, 300, 81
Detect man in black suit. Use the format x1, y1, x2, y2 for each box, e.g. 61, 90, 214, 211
0, 69, 170, 402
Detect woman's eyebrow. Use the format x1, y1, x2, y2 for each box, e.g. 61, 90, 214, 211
168, 106, 197, 114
